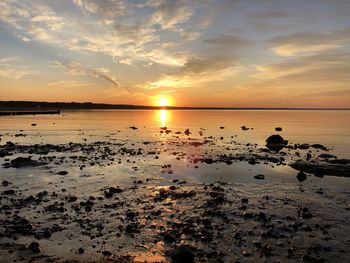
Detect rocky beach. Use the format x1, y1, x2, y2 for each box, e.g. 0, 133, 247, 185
0, 111, 349, 263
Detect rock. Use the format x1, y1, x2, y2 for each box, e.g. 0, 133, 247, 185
241, 198, 249, 203
296, 144, 310, 150
27, 241, 40, 253
171, 245, 195, 263
2, 180, 9, 187
57, 171, 68, 175
125, 223, 140, 234
4, 157, 45, 168
306, 153, 312, 160
104, 186, 123, 198
43, 229, 52, 239
203, 158, 214, 164
184, 129, 191, 136
290, 161, 350, 177
3, 189, 15, 195
329, 159, 350, 165
126, 210, 137, 219
248, 158, 257, 165
311, 144, 328, 151
102, 250, 112, 256
319, 153, 336, 159
31, 123, 37, 126
254, 174, 265, 180
129, 126, 138, 130
302, 208, 312, 219
265, 135, 287, 152
315, 188, 323, 194
78, 247, 85, 254
266, 134, 285, 144
67, 196, 77, 202
275, 127, 282, 131
241, 126, 248, 131
297, 171, 307, 182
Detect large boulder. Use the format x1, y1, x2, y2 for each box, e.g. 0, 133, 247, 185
3, 157, 46, 168
265, 135, 288, 152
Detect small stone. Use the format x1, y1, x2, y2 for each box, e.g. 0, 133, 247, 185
254, 174, 265, 180
102, 250, 112, 256
315, 188, 323, 194
184, 129, 191, 136
302, 208, 312, 219
241, 198, 248, 203
27, 242, 40, 253
297, 171, 307, 182
85, 205, 92, 212
43, 229, 51, 239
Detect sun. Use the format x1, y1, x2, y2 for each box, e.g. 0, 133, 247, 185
159, 97, 169, 107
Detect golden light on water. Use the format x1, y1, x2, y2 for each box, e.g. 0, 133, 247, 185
159, 109, 167, 127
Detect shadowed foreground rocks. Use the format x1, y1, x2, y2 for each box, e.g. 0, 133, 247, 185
1, 179, 349, 263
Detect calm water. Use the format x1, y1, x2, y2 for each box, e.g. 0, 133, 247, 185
0, 110, 349, 187
1, 110, 349, 155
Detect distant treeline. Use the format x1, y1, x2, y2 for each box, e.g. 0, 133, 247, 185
0, 101, 161, 110
0, 101, 348, 111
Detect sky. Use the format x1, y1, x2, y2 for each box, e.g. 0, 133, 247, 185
0, 0, 350, 107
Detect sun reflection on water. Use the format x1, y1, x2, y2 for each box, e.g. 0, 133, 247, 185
159, 109, 167, 127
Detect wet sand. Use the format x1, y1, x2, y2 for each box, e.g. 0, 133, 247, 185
1, 114, 350, 262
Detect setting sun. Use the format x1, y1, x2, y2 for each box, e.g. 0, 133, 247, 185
158, 97, 169, 107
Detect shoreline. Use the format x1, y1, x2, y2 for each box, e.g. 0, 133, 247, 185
0, 110, 61, 116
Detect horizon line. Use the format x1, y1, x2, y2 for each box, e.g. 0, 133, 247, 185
0, 100, 349, 111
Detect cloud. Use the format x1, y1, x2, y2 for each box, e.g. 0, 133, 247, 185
46, 80, 92, 88
147, 0, 193, 30
0, 1, 65, 42
0, 1, 195, 67
179, 56, 236, 75
0, 57, 38, 79
250, 10, 289, 20
242, 52, 350, 106
142, 56, 240, 90
53, 61, 120, 87
73, 0, 125, 18
255, 52, 350, 82
0, 57, 18, 63
203, 34, 248, 47
269, 27, 350, 56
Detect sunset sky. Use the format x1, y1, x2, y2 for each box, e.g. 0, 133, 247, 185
1, 0, 350, 107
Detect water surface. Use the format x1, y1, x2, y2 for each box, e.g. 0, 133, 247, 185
0, 110, 349, 188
